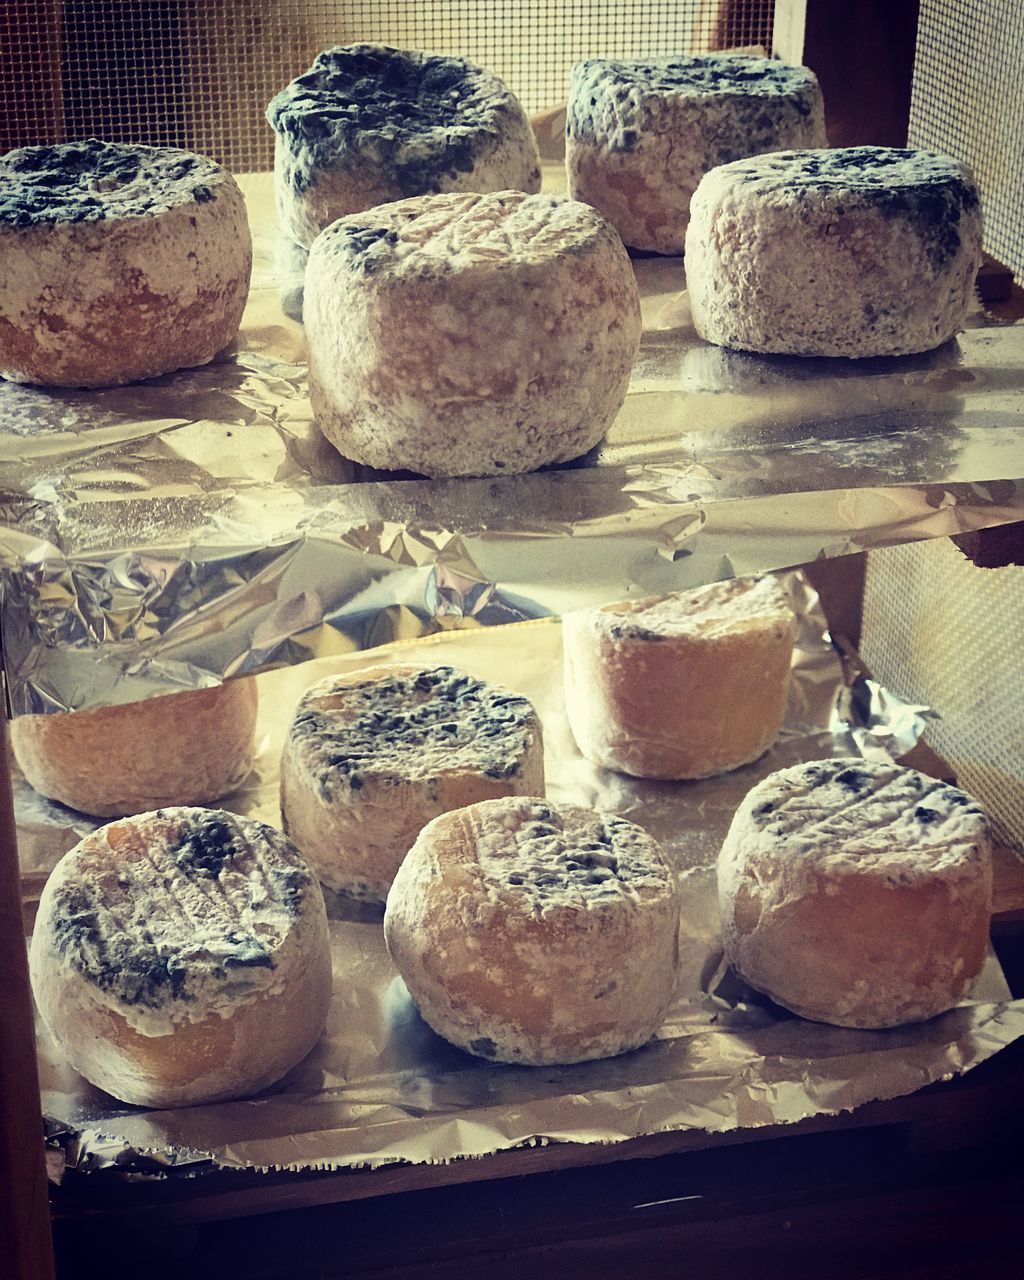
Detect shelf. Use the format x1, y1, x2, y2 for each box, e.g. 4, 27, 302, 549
2, 172, 1023, 717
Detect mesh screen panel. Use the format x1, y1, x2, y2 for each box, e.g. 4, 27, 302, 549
909, 0, 1024, 281
861, 536, 1024, 854
0, 1, 775, 173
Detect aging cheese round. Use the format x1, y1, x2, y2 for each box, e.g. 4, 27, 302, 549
566, 54, 826, 254
267, 44, 542, 248
0, 139, 252, 387
563, 577, 796, 780
304, 188, 642, 477
280, 665, 545, 903
717, 758, 993, 1028
685, 146, 983, 357
11, 679, 258, 818
30, 808, 332, 1108
384, 797, 681, 1065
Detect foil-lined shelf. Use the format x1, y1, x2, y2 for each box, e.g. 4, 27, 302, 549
21, 585, 1024, 1179
2, 170, 1023, 714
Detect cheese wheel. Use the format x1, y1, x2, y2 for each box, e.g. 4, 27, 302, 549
384, 797, 681, 1065
11, 679, 258, 818
685, 147, 984, 357
0, 139, 252, 387
304, 188, 642, 477
563, 578, 796, 780
267, 44, 542, 248
566, 54, 826, 254
30, 808, 332, 1107
718, 758, 993, 1028
280, 665, 544, 903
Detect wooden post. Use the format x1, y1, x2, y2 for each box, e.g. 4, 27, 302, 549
0, 713, 56, 1280
798, 0, 921, 147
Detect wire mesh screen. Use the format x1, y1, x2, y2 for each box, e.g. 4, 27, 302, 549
1, 1, 775, 173
909, 0, 1024, 281
861, 536, 1024, 856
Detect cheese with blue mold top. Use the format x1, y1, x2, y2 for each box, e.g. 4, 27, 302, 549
29, 808, 331, 1107
267, 44, 541, 248
0, 140, 251, 387
685, 146, 984, 357
566, 53, 826, 254
718, 757, 993, 1028
280, 664, 545, 902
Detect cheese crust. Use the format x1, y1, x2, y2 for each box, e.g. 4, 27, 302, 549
718, 758, 993, 1028
563, 578, 796, 780
0, 140, 251, 387
30, 808, 332, 1107
304, 189, 642, 477
384, 797, 681, 1065
268, 44, 541, 248
11, 679, 258, 818
280, 664, 545, 902
685, 147, 984, 357
566, 54, 826, 254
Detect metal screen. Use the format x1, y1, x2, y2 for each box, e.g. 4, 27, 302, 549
909, 0, 1024, 282
861, 536, 1024, 854
1, 1, 775, 173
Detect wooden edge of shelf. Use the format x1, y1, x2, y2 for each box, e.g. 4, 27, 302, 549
0, 714, 56, 1279
47, 1035, 1024, 1231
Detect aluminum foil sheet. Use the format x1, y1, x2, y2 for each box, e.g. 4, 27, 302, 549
2, 169, 1024, 715
23, 574, 1024, 1178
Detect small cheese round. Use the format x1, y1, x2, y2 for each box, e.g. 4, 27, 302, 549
305, 189, 641, 477
30, 808, 332, 1107
280, 665, 545, 903
685, 147, 983, 357
267, 44, 542, 248
384, 797, 681, 1064
563, 578, 796, 780
11, 679, 258, 818
718, 758, 993, 1029
0, 139, 252, 387
566, 54, 826, 254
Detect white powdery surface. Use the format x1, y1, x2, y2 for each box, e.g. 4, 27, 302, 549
566, 54, 826, 253
586, 576, 794, 642
685, 146, 983, 357
385, 798, 682, 1065
32, 808, 320, 1037
304, 188, 641, 477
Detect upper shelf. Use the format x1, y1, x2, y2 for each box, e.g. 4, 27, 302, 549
2, 169, 1023, 716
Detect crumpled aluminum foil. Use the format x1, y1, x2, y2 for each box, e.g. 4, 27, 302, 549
2, 170, 1024, 715
24, 573, 1024, 1179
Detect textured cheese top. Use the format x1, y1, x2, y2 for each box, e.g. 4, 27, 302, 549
268, 44, 527, 196
0, 139, 225, 228
464, 798, 674, 918
567, 54, 821, 152
725, 758, 990, 887
38, 808, 320, 1035
287, 665, 541, 798
314, 187, 622, 279
695, 147, 981, 269
591, 577, 794, 643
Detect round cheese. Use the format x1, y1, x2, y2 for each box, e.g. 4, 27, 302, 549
685, 146, 984, 357
566, 54, 826, 254
384, 797, 681, 1065
0, 139, 252, 387
267, 44, 542, 248
280, 664, 545, 903
304, 188, 642, 477
11, 679, 258, 818
718, 758, 993, 1028
30, 808, 332, 1107
563, 578, 796, 780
